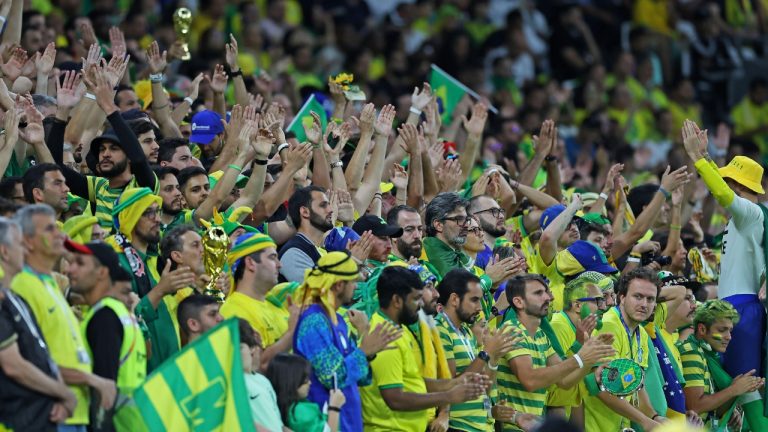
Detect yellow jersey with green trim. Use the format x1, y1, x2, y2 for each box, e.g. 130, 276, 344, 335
11, 268, 92, 426
361, 312, 429, 431
88, 174, 159, 231
497, 320, 556, 430
678, 337, 713, 395
530, 247, 566, 312
220, 291, 288, 347
436, 313, 493, 432
547, 312, 583, 408
584, 307, 651, 431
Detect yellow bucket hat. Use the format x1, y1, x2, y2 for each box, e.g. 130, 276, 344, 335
719, 155, 765, 194
63, 214, 98, 244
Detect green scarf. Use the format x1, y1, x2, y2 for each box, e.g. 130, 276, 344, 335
498, 307, 566, 360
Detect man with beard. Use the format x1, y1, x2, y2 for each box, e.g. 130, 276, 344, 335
361, 266, 489, 431
468, 195, 508, 270
106, 188, 197, 372
64, 240, 146, 432
177, 294, 224, 345
222, 233, 298, 371
279, 186, 334, 282
21, 164, 70, 222
351, 214, 403, 270
127, 119, 159, 165
583, 268, 665, 431
423, 193, 471, 278
537, 196, 584, 311
436, 269, 526, 432
499, 275, 614, 431
50, 68, 158, 231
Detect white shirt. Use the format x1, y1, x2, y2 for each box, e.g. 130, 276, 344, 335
718, 195, 766, 298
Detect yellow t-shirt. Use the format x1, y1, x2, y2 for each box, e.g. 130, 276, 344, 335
11, 269, 91, 426
547, 312, 583, 408
530, 248, 566, 312
584, 308, 651, 431
361, 312, 429, 432
220, 291, 288, 347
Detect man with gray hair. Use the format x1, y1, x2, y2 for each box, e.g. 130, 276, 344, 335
423, 192, 471, 278
10, 204, 115, 432
0, 216, 77, 431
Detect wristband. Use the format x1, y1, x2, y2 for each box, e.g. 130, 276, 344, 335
228, 164, 242, 172
85, 93, 96, 100
276, 143, 289, 154
149, 73, 164, 83
331, 116, 343, 124
253, 159, 268, 166
328, 406, 341, 412
652, 414, 662, 421
366, 354, 377, 362
627, 257, 641, 263
510, 411, 518, 425
511, 180, 520, 190
330, 161, 343, 169
630, 252, 642, 258
409, 106, 422, 116
573, 354, 584, 369
670, 224, 682, 231
657, 186, 671, 200
544, 155, 557, 162
229, 69, 243, 77
599, 192, 609, 201
487, 361, 499, 371
184, 97, 194, 105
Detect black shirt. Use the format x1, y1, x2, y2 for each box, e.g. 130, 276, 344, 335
86, 307, 124, 381
0, 289, 58, 432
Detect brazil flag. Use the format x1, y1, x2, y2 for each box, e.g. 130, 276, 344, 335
430, 64, 468, 124
287, 94, 328, 142
122, 318, 253, 432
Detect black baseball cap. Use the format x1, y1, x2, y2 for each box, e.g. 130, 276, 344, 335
351, 214, 403, 238
65, 239, 132, 282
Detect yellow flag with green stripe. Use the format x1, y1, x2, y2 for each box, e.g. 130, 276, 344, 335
430, 64, 467, 123
122, 318, 253, 432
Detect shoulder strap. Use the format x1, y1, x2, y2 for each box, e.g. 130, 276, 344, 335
758, 204, 768, 289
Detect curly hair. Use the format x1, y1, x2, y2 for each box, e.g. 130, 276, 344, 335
694, 299, 740, 328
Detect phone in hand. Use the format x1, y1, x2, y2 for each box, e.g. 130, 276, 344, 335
332, 372, 338, 390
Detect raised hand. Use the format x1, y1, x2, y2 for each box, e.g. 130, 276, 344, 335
462, 102, 489, 136
347, 309, 370, 336
303, 111, 323, 144
398, 123, 419, 155
17, 95, 45, 145
225, 33, 240, 71
105, 54, 130, 87
326, 121, 351, 156
209, 64, 228, 93
391, 163, 408, 191
56, 70, 83, 109
156, 261, 197, 296
483, 324, 524, 361
251, 128, 275, 159
187, 72, 205, 101
374, 104, 396, 137
485, 255, 521, 285
78, 22, 99, 51
359, 322, 402, 357
82, 65, 118, 115
328, 78, 347, 107
1, 47, 28, 81
335, 189, 354, 224
532, 119, 555, 156
1, 106, 19, 150
81, 43, 102, 71
681, 120, 707, 160
660, 165, 691, 193
264, 105, 287, 144
575, 315, 598, 345
427, 138, 444, 169
603, 163, 624, 193
349, 230, 374, 262
411, 83, 432, 112
146, 41, 167, 75
436, 158, 463, 192
109, 26, 127, 59
34, 42, 56, 77
284, 142, 313, 174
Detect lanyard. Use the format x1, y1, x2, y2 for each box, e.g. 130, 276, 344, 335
441, 312, 475, 361
615, 306, 642, 363
5, 288, 60, 374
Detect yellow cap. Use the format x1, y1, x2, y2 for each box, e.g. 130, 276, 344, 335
719, 155, 764, 194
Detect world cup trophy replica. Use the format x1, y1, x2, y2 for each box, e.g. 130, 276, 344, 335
173, 8, 192, 61
202, 225, 229, 302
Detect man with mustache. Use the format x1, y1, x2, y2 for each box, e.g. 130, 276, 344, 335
351, 214, 403, 270
467, 194, 508, 270
21, 164, 70, 222
279, 186, 335, 282
361, 266, 489, 431
678, 300, 765, 430
423, 193, 471, 278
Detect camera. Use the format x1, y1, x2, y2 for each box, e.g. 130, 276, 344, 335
641, 253, 672, 267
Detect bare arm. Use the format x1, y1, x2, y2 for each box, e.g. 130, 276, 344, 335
597, 390, 657, 430
344, 103, 375, 189
540, 195, 582, 265
0, 342, 71, 400
246, 143, 312, 225
353, 105, 395, 214
2, 0, 22, 45
458, 103, 488, 186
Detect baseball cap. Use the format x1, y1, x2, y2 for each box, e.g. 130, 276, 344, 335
85, 130, 122, 174
557, 240, 618, 276
581, 212, 611, 226
658, 271, 701, 290
190, 110, 225, 145
352, 214, 403, 238
64, 239, 132, 282
324, 226, 361, 252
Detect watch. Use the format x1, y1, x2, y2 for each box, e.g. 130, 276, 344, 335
478, 350, 491, 363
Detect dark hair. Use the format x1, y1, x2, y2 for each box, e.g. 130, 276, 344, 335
177, 294, 219, 336
616, 267, 660, 301
627, 184, 660, 216
578, 220, 607, 240
159, 225, 197, 271
750, 77, 768, 92
232, 250, 265, 282
425, 192, 468, 236
467, 195, 495, 215
158, 138, 190, 163
377, 266, 423, 309
386, 204, 419, 226
264, 353, 312, 426
492, 245, 517, 261
238, 318, 260, 347
438, 268, 481, 306
505, 274, 549, 311
22, 163, 63, 204
154, 166, 180, 182
0, 177, 21, 200
288, 185, 326, 228
127, 118, 155, 137
177, 166, 208, 190
114, 84, 135, 105
0, 197, 20, 216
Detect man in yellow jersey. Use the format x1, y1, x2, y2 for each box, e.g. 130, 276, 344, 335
436, 268, 523, 431
177, 294, 224, 345
65, 240, 147, 432
361, 266, 488, 431
536, 197, 583, 310
11, 205, 116, 432
583, 268, 665, 431
222, 232, 297, 371
107, 187, 196, 372
0, 216, 76, 432
499, 275, 613, 431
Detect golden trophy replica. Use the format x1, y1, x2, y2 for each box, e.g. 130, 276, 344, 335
173, 8, 192, 61
202, 225, 229, 302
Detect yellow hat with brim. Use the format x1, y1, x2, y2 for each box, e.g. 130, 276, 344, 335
63, 214, 99, 244
719, 155, 765, 194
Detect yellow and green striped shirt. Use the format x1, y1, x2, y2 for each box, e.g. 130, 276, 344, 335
498, 321, 555, 430
678, 338, 713, 395
436, 313, 493, 432
87, 175, 158, 231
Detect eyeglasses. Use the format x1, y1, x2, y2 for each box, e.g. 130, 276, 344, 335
467, 227, 482, 236
441, 216, 469, 226
577, 297, 606, 305
141, 208, 162, 219
473, 207, 506, 218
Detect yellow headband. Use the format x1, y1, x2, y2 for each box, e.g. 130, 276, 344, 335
294, 251, 359, 324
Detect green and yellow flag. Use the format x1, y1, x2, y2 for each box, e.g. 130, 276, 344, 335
123, 318, 253, 432
286, 94, 327, 142
430, 64, 468, 123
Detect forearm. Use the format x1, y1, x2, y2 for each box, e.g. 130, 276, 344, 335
260, 331, 293, 372
382, 389, 453, 411
422, 150, 439, 202
516, 182, 559, 208
247, 166, 298, 224
458, 132, 481, 185
65, 99, 105, 147
208, 138, 238, 173
329, 156, 349, 192
687, 388, 738, 414
30, 142, 54, 164
354, 133, 387, 213
0, 347, 69, 399
519, 153, 546, 187
0, 138, 12, 175
406, 153, 423, 208
544, 159, 563, 202
234, 163, 267, 209
695, 158, 735, 208
597, 392, 653, 425
212, 91, 226, 119
424, 378, 455, 393
59, 366, 99, 388
199, 157, 249, 222
232, 75, 249, 107
540, 203, 579, 264
559, 365, 590, 389
311, 147, 332, 190
35, 73, 48, 95
2, 0, 22, 44
151, 82, 181, 138
344, 127, 372, 188
170, 101, 190, 129
663, 204, 682, 257
517, 358, 580, 391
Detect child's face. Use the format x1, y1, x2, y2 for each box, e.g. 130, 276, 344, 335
298, 377, 310, 399
240, 343, 254, 373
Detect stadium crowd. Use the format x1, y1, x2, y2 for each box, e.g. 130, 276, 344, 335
3, 0, 768, 431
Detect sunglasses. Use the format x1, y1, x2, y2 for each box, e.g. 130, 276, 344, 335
577, 297, 606, 305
